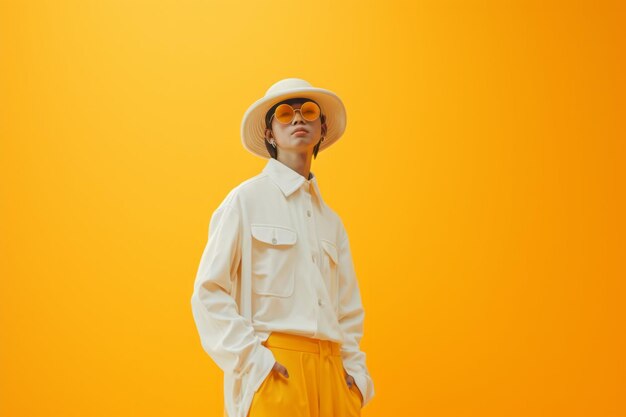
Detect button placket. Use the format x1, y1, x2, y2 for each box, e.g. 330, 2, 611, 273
304, 188, 319, 266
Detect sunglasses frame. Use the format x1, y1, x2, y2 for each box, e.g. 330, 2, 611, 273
269, 101, 321, 125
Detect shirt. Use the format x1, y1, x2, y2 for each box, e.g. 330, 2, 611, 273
190, 157, 374, 417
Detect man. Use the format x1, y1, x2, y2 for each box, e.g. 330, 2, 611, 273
191, 78, 374, 417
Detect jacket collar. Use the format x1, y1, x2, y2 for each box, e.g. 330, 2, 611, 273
262, 158, 325, 205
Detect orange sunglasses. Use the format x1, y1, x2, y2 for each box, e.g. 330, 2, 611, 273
269, 101, 321, 124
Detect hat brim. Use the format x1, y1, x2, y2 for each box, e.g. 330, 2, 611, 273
241, 87, 346, 159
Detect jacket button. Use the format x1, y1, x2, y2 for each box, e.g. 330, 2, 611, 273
318, 299, 323, 307
272, 238, 277, 244
306, 210, 311, 217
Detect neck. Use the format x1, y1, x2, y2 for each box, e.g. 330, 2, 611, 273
276, 152, 312, 180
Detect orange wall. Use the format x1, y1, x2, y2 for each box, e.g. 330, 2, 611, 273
1, 1, 624, 416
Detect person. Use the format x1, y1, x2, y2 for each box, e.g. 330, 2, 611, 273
190, 78, 374, 417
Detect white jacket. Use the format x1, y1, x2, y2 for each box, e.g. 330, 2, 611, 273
191, 157, 374, 417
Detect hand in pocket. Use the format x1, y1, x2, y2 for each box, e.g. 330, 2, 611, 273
272, 360, 289, 379
344, 368, 363, 407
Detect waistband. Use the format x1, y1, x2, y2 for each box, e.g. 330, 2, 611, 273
262, 332, 342, 357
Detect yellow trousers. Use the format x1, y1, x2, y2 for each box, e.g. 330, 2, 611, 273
245, 332, 363, 417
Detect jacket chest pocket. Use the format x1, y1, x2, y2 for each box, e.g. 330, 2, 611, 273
320, 239, 339, 311
250, 224, 298, 297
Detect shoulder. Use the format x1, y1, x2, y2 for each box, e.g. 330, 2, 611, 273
325, 205, 352, 243
214, 172, 275, 211
322, 202, 342, 226
316, 200, 349, 244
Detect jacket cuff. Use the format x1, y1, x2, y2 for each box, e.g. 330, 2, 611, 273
352, 373, 372, 408
246, 343, 276, 393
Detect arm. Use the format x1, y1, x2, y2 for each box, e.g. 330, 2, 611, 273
190, 203, 276, 384
337, 222, 375, 407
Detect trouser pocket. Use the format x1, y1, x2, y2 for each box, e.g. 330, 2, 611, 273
247, 347, 307, 417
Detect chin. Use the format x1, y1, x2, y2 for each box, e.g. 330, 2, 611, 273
291, 137, 316, 146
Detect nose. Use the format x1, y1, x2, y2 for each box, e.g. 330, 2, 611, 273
292, 109, 306, 124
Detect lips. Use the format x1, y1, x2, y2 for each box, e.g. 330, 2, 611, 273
292, 128, 309, 134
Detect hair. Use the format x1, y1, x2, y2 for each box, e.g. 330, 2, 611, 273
264, 97, 326, 160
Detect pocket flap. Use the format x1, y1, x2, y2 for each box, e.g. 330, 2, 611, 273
251, 224, 297, 246
320, 239, 338, 264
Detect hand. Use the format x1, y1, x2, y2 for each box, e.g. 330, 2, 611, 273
343, 365, 356, 388
272, 360, 289, 379
344, 369, 363, 406
345, 373, 356, 388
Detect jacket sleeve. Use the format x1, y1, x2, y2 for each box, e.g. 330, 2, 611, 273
337, 221, 375, 407
190, 202, 276, 383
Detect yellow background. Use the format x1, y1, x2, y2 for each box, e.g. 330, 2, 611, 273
1, 1, 624, 416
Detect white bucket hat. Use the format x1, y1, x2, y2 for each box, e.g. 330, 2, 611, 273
240, 78, 347, 159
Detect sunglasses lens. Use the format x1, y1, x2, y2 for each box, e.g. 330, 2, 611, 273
274, 104, 294, 123
301, 101, 321, 121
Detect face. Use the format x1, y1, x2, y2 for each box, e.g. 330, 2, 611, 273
265, 100, 327, 156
